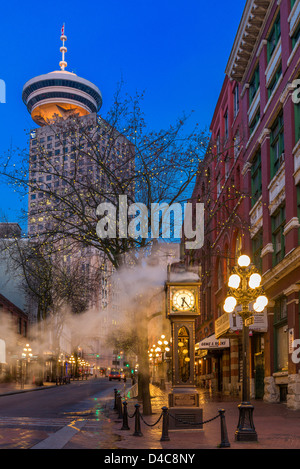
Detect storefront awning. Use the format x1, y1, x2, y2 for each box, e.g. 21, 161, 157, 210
195, 334, 230, 350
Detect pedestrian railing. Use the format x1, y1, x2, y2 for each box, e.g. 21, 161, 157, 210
113, 389, 230, 448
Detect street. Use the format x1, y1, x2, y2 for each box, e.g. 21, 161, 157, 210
0, 377, 126, 449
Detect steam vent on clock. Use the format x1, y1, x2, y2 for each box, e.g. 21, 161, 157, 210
22, 24, 102, 126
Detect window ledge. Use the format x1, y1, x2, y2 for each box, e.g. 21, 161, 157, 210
264, 75, 283, 114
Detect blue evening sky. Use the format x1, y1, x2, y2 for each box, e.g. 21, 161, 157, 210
0, 0, 245, 228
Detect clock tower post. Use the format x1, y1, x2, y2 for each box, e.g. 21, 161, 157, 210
165, 274, 203, 429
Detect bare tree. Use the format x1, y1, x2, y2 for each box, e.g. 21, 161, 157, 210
0, 83, 248, 408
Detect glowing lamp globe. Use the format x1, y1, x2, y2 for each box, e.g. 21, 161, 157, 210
224, 296, 237, 313
249, 273, 262, 289
238, 255, 251, 267
228, 274, 241, 289
253, 296, 268, 312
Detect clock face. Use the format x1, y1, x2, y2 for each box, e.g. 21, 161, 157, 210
172, 289, 195, 312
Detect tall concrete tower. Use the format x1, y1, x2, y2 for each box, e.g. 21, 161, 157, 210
22, 25, 102, 127
22, 26, 124, 373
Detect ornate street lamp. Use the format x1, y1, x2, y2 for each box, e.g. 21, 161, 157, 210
148, 335, 170, 385
224, 254, 268, 442
21, 343, 33, 389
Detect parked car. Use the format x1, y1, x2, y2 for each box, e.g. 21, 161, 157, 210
109, 370, 121, 381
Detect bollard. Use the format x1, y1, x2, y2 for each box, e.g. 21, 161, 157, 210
121, 400, 130, 430
218, 409, 230, 448
117, 393, 123, 420
160, 406, 170, 441
114, 388, 118, 410
133, 403, 143, 437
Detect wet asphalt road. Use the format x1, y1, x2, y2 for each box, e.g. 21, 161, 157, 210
0, 378, 125, 449
0, 377, 122, 418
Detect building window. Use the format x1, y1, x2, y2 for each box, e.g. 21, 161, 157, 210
274, 296, 288, 372
292, 21, 300, 48
234, 130, 240, 159
251, 150, 262, 206
249, 64, 260, 105
272, 205, 285, 265
216, 173, 221, 197
216, 132, 220, 156
267, 13, 281, 62
268, 63, 282, 99
252, 229, 263, 271
18, 318, 22, 334
296, 185, 300, 244
235, 233, 242, 262
224, 110, 229, 141
217, 260, 222, 290
270, 111, 284, 179
233, 85, 239, 118
249, 109, 260, 135
295, 102, 300, 144
225, 156, 230, 178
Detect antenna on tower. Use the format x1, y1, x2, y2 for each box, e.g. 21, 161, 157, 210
59, 23, 67, 70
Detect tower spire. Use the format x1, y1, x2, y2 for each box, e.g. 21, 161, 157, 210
59, 23, 67, 71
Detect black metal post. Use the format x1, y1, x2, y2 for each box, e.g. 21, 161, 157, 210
235, 402, 257, 441
114, 388, 118, 410
235, 319, 257, 442
121, 400, 130, 430
133, 403, 143, 437
160, 406, 170, 441
117, 393, 123, 420
218, 409, 230, 448
242, 323, 250, 402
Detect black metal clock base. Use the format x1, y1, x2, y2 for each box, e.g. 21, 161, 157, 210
235, 402, 258, 442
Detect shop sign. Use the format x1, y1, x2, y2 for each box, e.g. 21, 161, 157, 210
196, 349, 208, 358
196, 334, 229, 350
215, 311, 268, 338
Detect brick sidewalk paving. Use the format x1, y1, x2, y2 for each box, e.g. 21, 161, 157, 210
1, 381, 300, 449
107, 386, 300, 450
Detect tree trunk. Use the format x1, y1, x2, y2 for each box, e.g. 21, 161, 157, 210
137, 323, 152, 415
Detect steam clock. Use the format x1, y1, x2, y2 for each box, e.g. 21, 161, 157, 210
166, 279, 203, 429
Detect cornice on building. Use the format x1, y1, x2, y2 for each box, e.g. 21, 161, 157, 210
225, 0, 274, 82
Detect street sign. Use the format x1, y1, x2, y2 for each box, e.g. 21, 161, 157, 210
245, 316, 255, 327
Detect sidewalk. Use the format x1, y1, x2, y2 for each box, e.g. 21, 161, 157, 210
108, 386, 300, 450
1, 379, 300, 449
0, 377, 90, 396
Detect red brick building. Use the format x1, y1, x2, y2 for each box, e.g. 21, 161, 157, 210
0, 293, 29, 381
189, 0, 300, 408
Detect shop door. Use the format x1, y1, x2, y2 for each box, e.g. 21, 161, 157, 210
217, 355, 223, 392
254, 352, 264, 399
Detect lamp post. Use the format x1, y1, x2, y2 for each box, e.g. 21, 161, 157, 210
148, 335, 170, 387
224, 254, 268, 441
21, 343, 33, 389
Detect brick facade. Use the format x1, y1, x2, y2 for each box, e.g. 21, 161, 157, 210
188, 0, 300, 406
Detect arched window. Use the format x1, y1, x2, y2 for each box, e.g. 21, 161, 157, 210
235, 233, 242, 262
178, 326, 190, 383
217, 258, 223, 290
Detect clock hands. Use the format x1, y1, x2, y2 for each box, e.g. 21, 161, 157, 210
181, 297, 190, 308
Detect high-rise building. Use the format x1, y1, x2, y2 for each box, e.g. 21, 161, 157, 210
22, 27, 130, 373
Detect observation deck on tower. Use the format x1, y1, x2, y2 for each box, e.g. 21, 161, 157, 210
22, 25, 102, 126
